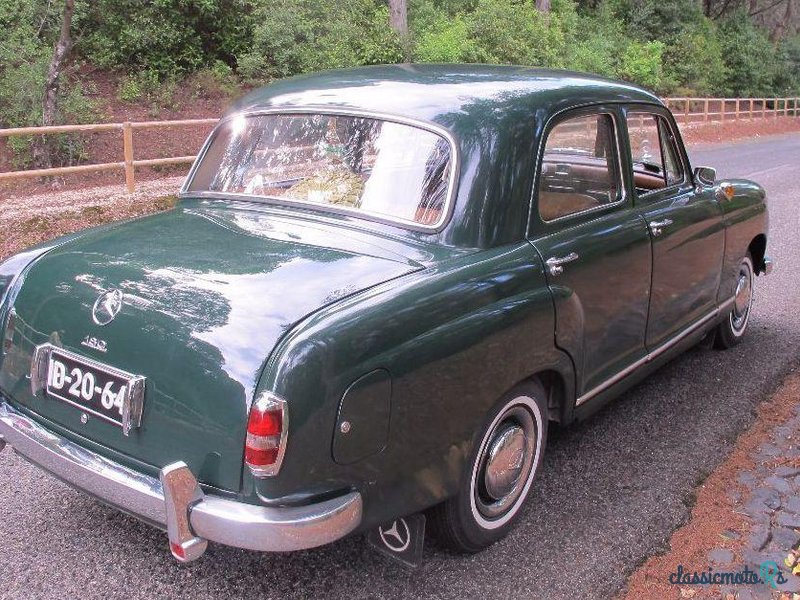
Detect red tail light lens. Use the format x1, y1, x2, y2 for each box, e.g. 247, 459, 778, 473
245, 392, 287, 477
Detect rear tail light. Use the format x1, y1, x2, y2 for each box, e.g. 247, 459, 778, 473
245, 392, 288, 477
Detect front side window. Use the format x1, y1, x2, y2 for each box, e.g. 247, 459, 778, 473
537, 113, 622, 222
626, 112, 685, 195
187, 113, 453, 227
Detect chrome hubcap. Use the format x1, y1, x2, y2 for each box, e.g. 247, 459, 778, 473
731, 260, 753, 334
475, 406, 536, 519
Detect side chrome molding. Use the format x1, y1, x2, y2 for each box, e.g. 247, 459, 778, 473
576, 299, 733, 407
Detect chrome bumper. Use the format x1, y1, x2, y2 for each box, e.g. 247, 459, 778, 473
0, 400, 362, 561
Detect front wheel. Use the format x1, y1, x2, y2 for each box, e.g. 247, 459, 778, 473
428, 381, 548, 553
715, 253, 754, 349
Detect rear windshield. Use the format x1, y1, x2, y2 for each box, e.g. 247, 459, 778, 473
186, 113, 454, 227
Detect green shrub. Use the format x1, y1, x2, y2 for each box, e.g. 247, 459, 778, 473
618, 40, 665, 91
718, 12, 777, 96
662, 20, 727, 96
0, 0, 96, 167
187, 61, 241, 99
465, 0, 567, 67
77, 0, 251, 80
414, 15, 477, 62
236, 0, 403, 83
117, 76, 143, 102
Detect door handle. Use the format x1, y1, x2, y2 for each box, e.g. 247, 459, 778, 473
545, 252, 579, 276
649, 219, 673, 237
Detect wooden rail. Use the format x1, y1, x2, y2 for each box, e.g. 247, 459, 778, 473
0, 98, 799, 193
0, 118, 217, 192
663, 97, 800, 124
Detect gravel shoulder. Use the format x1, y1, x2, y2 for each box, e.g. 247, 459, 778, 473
619, 372, 800, 599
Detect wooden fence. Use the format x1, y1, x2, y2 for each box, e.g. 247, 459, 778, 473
0, 97, 799, 193
663, 97, 800, 124
0, 118, 217, 193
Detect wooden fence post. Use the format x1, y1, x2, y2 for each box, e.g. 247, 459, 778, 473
684, 99, 689, 124
735, 99, 740, 120
749, 99, 754, 119
704, 99, 709, 122
720, 99, 725, 123
122, 121, 134, 193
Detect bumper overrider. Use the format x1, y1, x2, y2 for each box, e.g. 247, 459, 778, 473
0, 400, 363, 562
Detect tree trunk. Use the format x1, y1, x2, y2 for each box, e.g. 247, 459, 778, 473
535, 0, 551, 12
388, 0, 407, 36
771, 0, 794, 40
33, 0, 75, 170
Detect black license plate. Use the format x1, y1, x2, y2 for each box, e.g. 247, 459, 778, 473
44, 348, 144, 430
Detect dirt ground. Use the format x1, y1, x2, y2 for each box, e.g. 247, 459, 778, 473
0, 177, 180, 261
618, 372, 800, 600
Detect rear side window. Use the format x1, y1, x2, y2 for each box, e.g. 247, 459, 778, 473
626, 112, 685, 195
537, 113, 622, 222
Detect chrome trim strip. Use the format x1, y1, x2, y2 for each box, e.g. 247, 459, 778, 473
180, 106, 461, 234
762, 255, 773, 276
0, 400, 363, 552
576, 300, 732, 407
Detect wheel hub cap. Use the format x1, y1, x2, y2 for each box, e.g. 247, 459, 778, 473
731, 263, 752, 332
484, 426, 527, 500
475, 406, 537, 520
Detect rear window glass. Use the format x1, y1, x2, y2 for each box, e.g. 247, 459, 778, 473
187, 113, 453, 227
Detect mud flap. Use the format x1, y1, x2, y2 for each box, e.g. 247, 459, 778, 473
366, 513, 426, 568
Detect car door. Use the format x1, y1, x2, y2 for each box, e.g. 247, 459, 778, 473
623, 107, 725, 349
529, 107, 652, 399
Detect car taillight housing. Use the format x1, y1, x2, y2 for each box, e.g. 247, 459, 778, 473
245, 392, 288, 477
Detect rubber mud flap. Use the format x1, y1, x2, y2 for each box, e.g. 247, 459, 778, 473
366, 513, 426, 568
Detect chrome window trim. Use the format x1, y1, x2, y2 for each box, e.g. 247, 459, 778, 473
576, 297, 734, 407
624, 107, 691, 201
533, 108, 629, 226
180, 106, 461, 235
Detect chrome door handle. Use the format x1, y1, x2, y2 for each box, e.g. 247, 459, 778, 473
649, 219, 673, 237
545, 252, 579, 276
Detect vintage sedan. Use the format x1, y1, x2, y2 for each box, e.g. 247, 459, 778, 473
0, 65, 771, 562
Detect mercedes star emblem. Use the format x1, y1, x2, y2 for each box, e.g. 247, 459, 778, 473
378, 518, 411, 553
92, 289, 124, 326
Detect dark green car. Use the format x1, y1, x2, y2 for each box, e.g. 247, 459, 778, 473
0, 65, 772, 562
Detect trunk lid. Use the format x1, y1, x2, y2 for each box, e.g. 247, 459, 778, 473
0, 201, 421, 491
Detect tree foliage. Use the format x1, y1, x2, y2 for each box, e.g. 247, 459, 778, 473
1, 0, 799, 137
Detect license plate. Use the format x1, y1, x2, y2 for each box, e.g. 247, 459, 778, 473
32, 344, 145, 435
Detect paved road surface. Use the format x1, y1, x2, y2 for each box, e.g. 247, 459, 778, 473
1, 134, 799, 600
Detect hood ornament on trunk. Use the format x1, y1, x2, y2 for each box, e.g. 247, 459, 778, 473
92, 289, 123, 326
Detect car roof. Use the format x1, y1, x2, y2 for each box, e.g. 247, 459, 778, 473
226, 63, 663, 127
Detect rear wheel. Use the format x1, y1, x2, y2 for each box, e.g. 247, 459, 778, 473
429, 381, 548, 553
715, 253, 754, 349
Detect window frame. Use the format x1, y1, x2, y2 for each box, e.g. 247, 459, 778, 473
531, 106, 628, 227
622, 105, 692, 203
181, 107, 460, 234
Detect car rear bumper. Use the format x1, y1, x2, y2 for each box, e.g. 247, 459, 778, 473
0, 400, 362, 561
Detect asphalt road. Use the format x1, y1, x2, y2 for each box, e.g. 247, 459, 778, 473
1, 134, 799, 600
